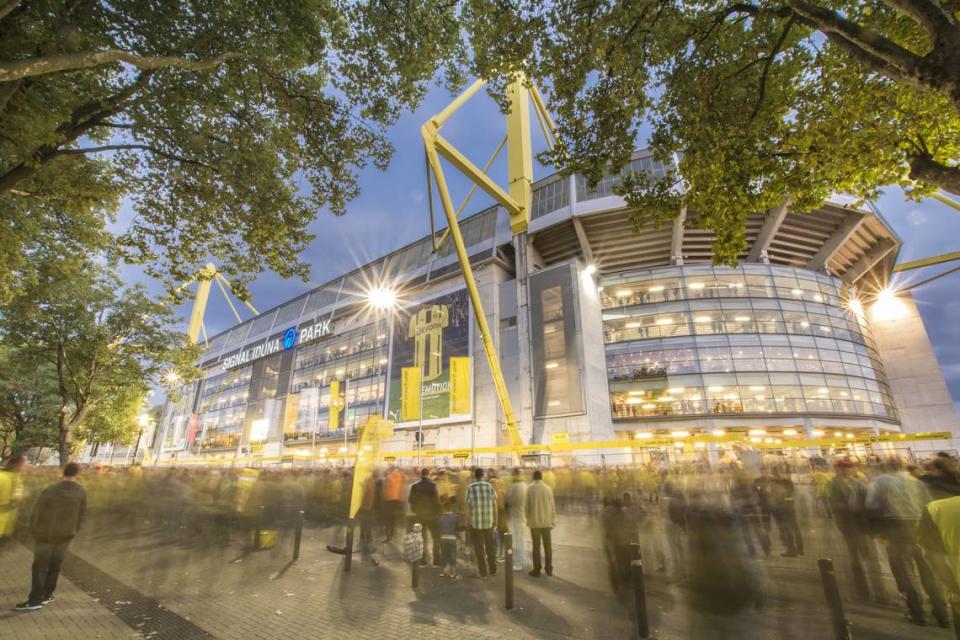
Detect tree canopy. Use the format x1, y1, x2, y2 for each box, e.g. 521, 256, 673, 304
2, 0, 958, 287
0, 248, 198, 464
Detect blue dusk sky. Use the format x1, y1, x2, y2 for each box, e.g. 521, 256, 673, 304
114, 83, 960, 412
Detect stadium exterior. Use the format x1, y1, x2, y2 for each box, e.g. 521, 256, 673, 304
149, 150, 959, 466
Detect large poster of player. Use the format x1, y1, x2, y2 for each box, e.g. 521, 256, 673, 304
386, 289, 471, 423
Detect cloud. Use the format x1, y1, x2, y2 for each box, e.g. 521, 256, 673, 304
906, 208, 927, 226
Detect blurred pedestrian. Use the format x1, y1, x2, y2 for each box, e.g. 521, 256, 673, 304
439, 496, 462, 579
919, 494, 960, 604
466, 467, 497, 578
525, 469, 556, 577
382, 466, 404, 542
827, 460, 874, 601
768, 466, 803, 557
16, 462, 87, 611
0, 454, 27, 549
505, 468, 527, 572
867, 458, 947, 626
409, 467, 442, 566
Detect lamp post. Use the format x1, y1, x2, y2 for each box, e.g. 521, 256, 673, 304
367, 284, 398, 416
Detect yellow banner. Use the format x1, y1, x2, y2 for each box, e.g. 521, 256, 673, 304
283, 393, 300, 435
329, 380, 342, 430
401, 367, 421, 421
349, 416, 394, 518
449, 356, 471, 415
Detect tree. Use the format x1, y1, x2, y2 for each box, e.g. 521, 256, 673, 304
0, 0, 463, 298
3, 1, 958, 284
613, 0, 960, 262
449, 1, 960, 263
0, 345, 61, 457
0, 252, 198, 465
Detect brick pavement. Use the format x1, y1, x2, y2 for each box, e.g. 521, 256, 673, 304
5, 509, 955, 639
63, 513, 954, 640
0, 542, 139, 640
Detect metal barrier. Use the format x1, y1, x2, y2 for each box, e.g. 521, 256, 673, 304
817, 558, 852, 640
631, 557, 650, 639
293, 510, 304, 561
504, 532, 514, 610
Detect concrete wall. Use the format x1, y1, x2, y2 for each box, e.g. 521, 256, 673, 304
870, 291, 960, 435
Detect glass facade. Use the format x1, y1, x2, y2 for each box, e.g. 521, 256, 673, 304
196, 366, 252, 450
530, 264, 584, 416
287, 321, 389, 442
601, 265, 897, 422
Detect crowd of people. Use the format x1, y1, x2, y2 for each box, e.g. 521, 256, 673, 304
1, 450, 959, 630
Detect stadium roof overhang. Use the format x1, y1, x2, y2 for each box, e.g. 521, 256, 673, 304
527, 169, 899, 290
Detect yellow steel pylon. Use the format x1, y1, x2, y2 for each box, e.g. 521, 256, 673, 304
421, 74, 558, 459
180, 262, 259, 345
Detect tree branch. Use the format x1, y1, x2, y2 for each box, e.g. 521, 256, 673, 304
784, 0, 943, 89
57, 143, 211, 167
0, 0, 20, 21
0, 50, 243, 82
880, 0, 959, 45
751, 17, 796, 121
908, 151, 960, 194
0, 71, 153, 195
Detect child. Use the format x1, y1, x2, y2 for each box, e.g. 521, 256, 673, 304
439, 496, 462, 578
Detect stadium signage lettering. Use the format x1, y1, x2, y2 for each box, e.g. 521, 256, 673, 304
221, 318, 335, 370
222, 338, 282, 370
299, 318, 332, 344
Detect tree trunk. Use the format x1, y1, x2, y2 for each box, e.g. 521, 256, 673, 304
909, 152, 960, 196
57, 409, 71, 467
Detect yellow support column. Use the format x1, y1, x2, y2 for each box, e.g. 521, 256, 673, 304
505, 75, 533, 234
186, 263, 216, 345
423, 141, 524, 455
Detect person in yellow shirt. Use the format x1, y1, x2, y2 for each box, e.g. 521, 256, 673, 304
919, 495, 960, 601
0, 454, 28, 547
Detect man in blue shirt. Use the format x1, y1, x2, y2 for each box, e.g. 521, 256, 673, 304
466, 467, 498, 577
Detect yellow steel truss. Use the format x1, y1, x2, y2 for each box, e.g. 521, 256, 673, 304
421, 74, 558, 459
180, 262, 259, 345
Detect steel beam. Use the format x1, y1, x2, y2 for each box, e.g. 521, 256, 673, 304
893, 250, 960, 273
747, 199, 790, 263
807, 213, 865, 271
671, 206, 687, 265
842, 239, 897, 284
186, 263, 216, 345
571, 216, 595, 267
423, 141, 523, 455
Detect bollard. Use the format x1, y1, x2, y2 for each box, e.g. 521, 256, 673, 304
253, 504, 264, 550
411, 559, 420, 588
817, 558, 852, 640
344, 518, 355, 572
631, 559, 650, 639
504, 532, 514, 610
950, 595, 960, 640
293, 510, 304, 561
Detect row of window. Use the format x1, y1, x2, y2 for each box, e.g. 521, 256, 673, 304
604, 309, 869, 348
611, 391, 895, 420
600, 265, 845, 309
610, 372, 896, 421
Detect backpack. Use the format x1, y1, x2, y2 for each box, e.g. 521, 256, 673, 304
402, 526, 424, 563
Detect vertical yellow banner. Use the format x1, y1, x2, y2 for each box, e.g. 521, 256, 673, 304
328, 380, 341, 430
349, 416, 394, 518
283, 392, 300, 435
401, 367, 422, 421
449, 356, 471, 415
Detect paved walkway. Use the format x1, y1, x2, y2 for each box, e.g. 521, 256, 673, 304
3, 509, 954, 639
0, 542, 139, 640
62, 513, 954, 640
